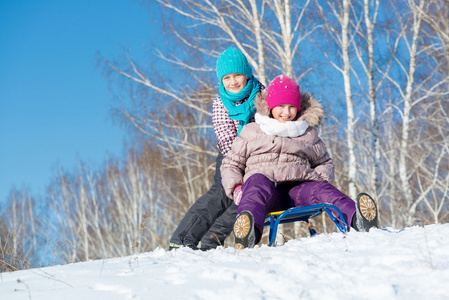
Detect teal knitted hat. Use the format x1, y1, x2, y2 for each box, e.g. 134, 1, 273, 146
216, 47, 253, 82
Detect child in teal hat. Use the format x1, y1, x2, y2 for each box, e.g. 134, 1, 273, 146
216, 47, 260, 135
169, 46, 265, 250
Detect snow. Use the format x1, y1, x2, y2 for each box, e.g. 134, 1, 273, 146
2, 224, 449, 300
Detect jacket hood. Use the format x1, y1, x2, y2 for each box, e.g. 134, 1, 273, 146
254, 88, 324, 127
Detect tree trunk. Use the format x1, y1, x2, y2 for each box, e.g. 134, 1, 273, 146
342, 0, 357, 199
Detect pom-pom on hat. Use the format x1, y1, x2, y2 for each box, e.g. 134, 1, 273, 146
216, 47, 253, 82
266, 74, 301, 111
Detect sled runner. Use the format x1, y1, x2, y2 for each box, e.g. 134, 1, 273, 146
264, 203, 348, 246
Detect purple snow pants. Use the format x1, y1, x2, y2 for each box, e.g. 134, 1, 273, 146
237, 174, 356, 242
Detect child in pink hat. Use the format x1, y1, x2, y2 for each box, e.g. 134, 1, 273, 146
221, 74, 378, 249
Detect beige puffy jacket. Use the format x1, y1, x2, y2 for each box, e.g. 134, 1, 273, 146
220, 90, 335, 199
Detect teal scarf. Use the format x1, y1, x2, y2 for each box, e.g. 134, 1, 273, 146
219, 76, 259, 135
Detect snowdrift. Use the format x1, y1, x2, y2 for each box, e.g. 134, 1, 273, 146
2, 224, 449, 299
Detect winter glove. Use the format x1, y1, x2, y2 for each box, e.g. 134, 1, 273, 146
233, 185, 243, 205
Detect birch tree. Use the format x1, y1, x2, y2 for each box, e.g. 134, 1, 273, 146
360, 0, 381, 197
263, 0, 315, 78
341, 0, 357, 199
316, 0, 358, 199
399, 0, 425, 225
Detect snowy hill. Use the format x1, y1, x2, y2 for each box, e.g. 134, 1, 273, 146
2, 224, 449, 300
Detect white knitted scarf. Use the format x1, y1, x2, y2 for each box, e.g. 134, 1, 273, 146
255, 112, 309, 138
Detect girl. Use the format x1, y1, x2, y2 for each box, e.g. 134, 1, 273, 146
169, 47, 265, 250
220, 74, 378, 249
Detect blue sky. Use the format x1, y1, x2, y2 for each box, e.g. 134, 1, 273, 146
0, 0, 160, 204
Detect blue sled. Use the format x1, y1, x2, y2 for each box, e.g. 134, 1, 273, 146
263, 203, 349, 246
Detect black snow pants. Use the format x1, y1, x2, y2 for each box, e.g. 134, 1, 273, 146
169, 153, 237, 248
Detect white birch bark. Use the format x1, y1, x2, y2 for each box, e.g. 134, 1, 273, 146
341, 0, 357, 199
249, 0, 267, 85
400, 0, 426, 226
317, 0, 358, 199
269, 0, 294, 77
363, 0, 381, 197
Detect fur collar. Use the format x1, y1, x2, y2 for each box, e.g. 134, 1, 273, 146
254, 88, 324, 127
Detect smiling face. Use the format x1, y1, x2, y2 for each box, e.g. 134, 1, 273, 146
222, 73, 248, 93
271, 104, 298, 123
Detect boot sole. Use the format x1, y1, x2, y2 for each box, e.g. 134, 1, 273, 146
356, 193, 379, 230
234, 214, 251, 238
358, 193, 377, 221
233, 212, 254, 249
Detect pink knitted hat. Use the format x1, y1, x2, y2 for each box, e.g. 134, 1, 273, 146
266, 74, 301, 111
